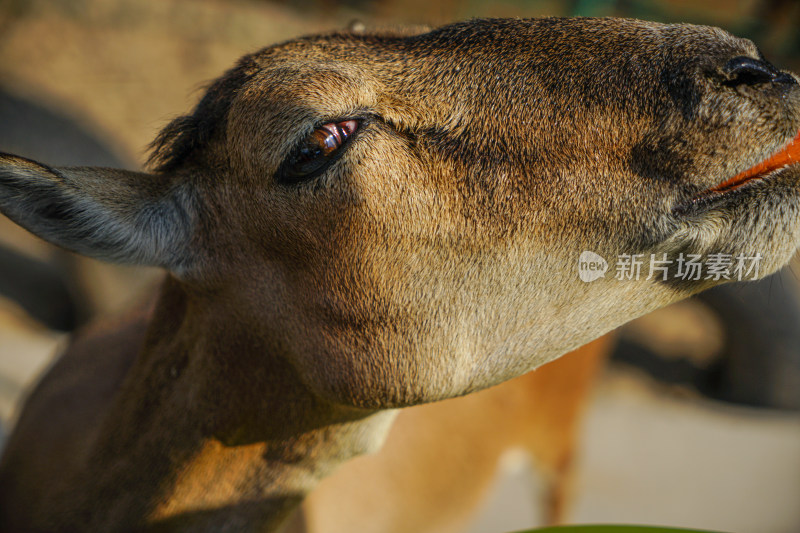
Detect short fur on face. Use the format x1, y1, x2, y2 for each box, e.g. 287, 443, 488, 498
2, 18, 800, 409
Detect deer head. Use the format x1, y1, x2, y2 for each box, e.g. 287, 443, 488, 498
2, 19, 799, 407
0, 17, 799, 531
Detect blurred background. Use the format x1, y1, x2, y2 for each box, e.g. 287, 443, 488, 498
1, 1, 799, 532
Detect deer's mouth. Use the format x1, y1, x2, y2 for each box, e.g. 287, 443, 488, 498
687, 131, 800, 208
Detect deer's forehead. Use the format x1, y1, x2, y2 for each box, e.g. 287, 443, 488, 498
250, 18, 753, 82
238, 19, 757, 131
157, 17, 767, 185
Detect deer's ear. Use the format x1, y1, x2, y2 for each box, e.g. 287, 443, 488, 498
0, 153, 196, 272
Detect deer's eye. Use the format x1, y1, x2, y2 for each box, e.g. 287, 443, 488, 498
278, 119, 359, 183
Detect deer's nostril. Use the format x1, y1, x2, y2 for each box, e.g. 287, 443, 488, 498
723, 56, 793, 86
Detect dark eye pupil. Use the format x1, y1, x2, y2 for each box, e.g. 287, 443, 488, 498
281, 120, 359, 183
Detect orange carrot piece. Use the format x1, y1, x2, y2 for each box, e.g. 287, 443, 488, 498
711, 131, 800, 192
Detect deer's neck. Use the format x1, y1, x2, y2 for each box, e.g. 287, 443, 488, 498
81, 278, 395, 532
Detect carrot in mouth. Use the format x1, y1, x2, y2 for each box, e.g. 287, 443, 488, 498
709, 131, 800, 193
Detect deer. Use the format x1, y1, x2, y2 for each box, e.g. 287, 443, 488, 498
0, 16, 799, 533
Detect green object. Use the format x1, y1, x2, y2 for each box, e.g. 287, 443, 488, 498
515, 526, 726, 533
570, 0, 618, 17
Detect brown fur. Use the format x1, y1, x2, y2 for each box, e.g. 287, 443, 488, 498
291, 335, 612, 533
0, 17, 799, 532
